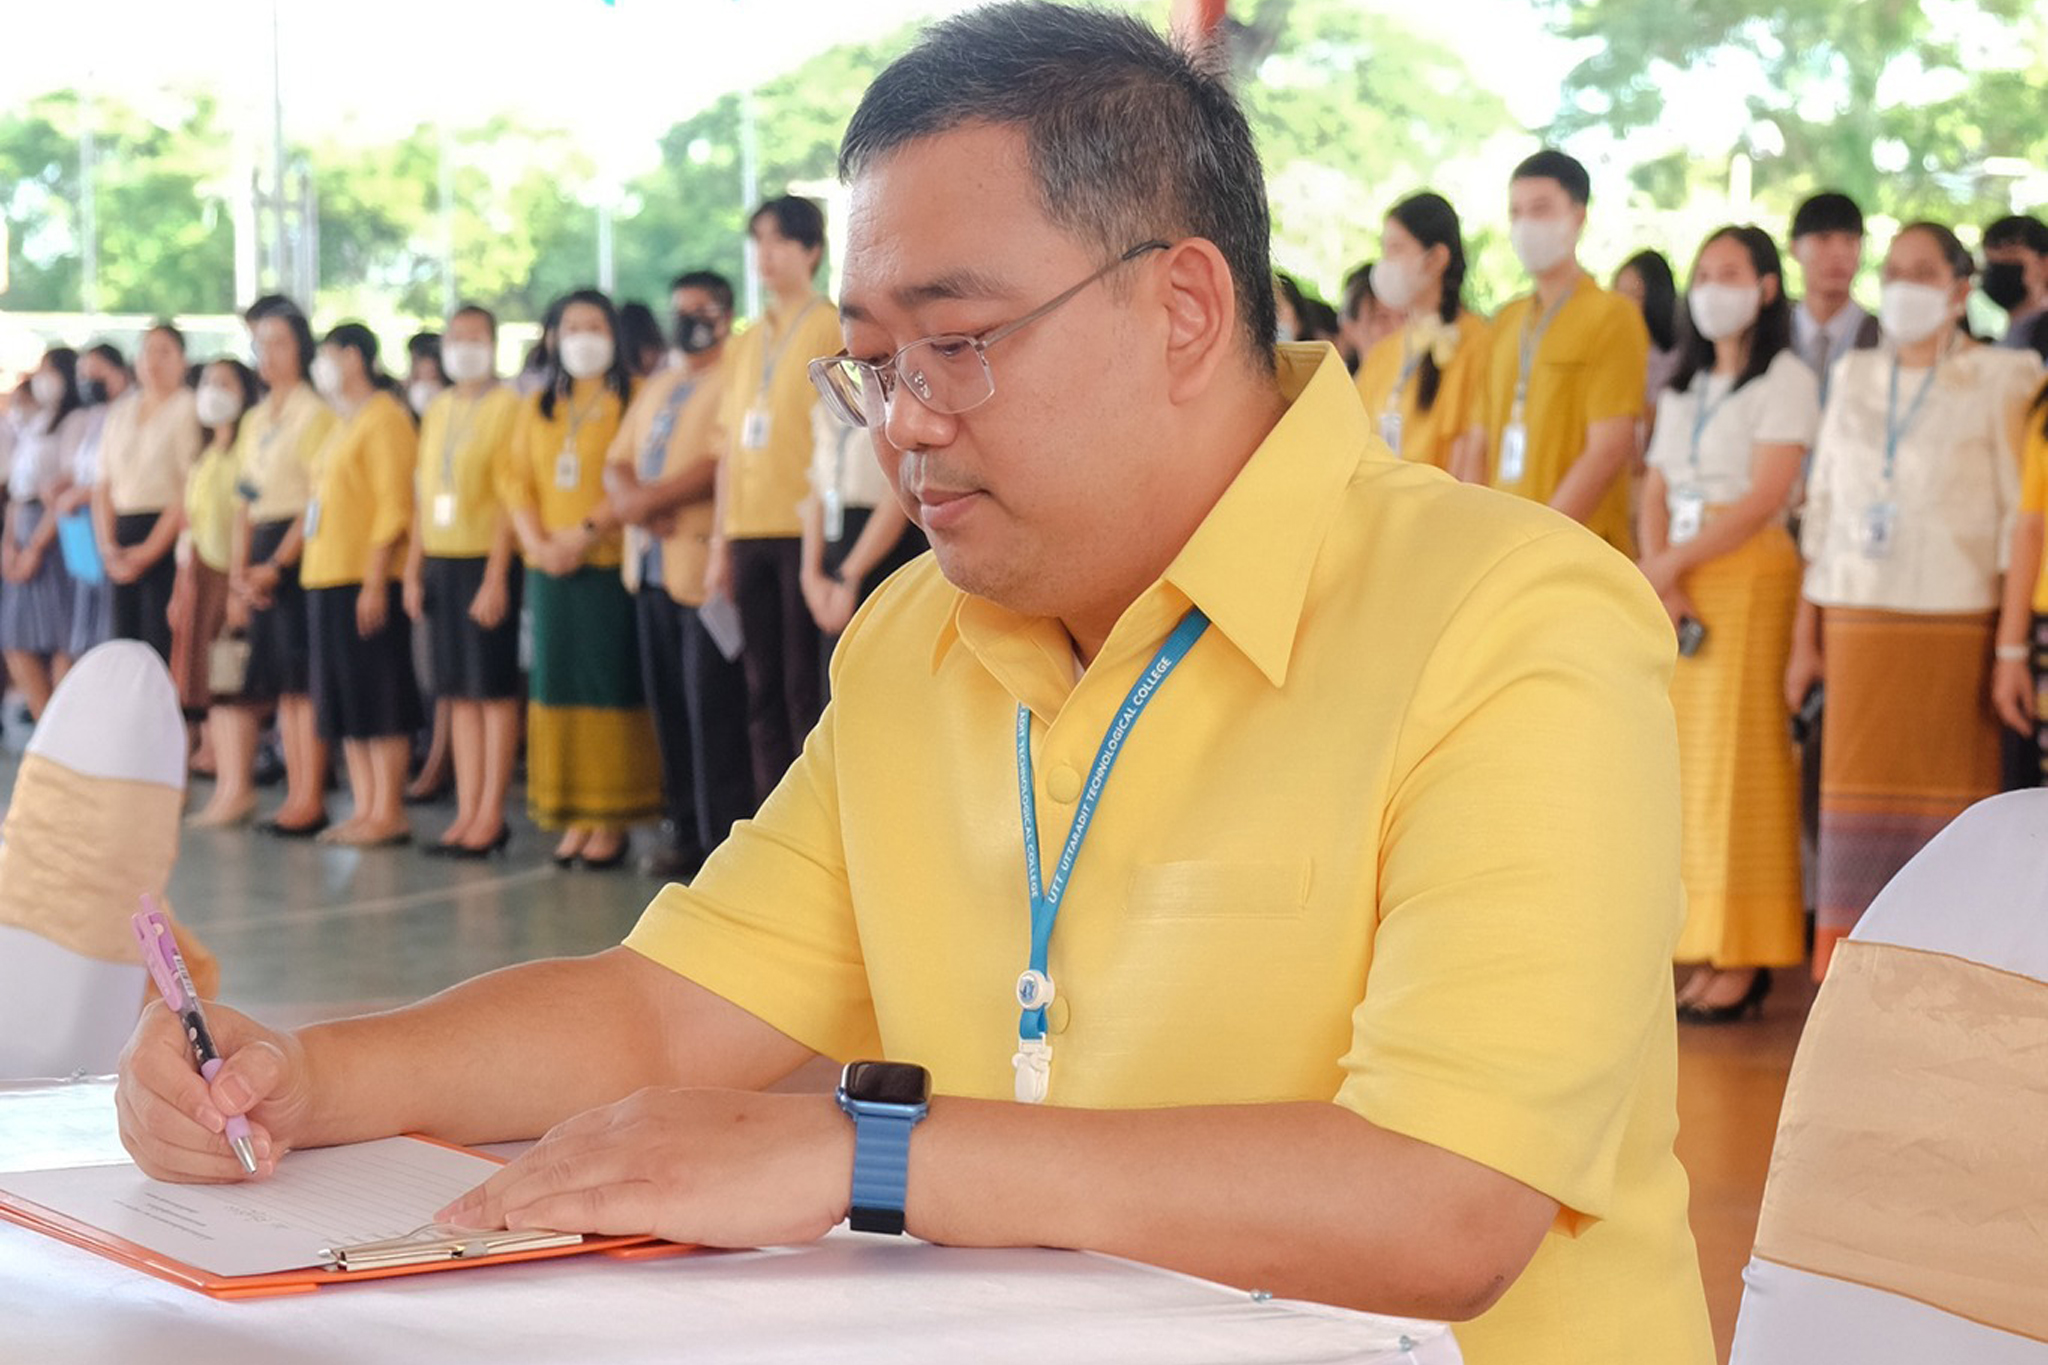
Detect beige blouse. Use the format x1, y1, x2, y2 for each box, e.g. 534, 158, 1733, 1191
99, 388, 203, 515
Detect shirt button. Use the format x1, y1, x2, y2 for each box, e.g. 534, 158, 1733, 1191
1047, 765, 1083, 804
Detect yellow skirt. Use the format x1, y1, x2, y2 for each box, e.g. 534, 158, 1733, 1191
1670, 523, 1804, 968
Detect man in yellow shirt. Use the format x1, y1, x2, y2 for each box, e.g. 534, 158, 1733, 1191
606, 270, 752, 878
113, 9, 1712, 1363
706, 197, 846, 803
1470, 150, 1650, 555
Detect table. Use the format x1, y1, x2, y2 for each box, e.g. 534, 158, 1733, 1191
1, 1080, 1460, 1364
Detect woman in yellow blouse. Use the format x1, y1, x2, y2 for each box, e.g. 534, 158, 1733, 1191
231, 298, 338, 836
301, 324, 423, 847
403, 304, 524, 857
1992, 382, 2048, 784
178, 359, 262, 826
502, 290, 660, 868
1354, 192, 1491, 474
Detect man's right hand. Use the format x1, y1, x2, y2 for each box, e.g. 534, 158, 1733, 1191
116, 1000, 313, 1183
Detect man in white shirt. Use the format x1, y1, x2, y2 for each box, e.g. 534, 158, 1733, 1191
1788, 192, 1882, 402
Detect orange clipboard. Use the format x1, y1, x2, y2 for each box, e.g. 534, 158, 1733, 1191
0, 1134, 695, 1300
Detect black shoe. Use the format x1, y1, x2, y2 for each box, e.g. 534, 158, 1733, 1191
258, 813, 330, 839
578, 840, 631, 871
637, 842, 706, 880
1679, 968, 1772, 1025
251, 744, 286, 788
445, 828, 512, 861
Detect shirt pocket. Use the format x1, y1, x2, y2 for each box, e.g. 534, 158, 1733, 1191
1123, 860, 1310, 921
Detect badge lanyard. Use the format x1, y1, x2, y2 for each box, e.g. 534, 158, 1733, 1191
436, 393, 485, 520
1011, 608, 1210, 1104
1862, 352, 1940, 561
641, 375, 698, 477
1379, 340, 1426, 455
1670, 375, 1736, 544
1510, 280, 1577, 427
554, 388, 606, 490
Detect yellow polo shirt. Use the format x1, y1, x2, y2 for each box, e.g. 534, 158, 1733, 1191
2022, 422, 2048, 613
300, 391, 417, 590
605, 360, 729, 607
235, 382, 337, 524
1355, 311, 1492, 471
717, 296, 842, 540
415, 384, 520, 559
628, 345, 1712, 1365
502, 378, 633, 571
1473, 273, 1648, 554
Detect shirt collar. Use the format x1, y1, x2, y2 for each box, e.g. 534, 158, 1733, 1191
932, 343, 1369, 699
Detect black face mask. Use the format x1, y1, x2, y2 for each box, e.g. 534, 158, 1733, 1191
1983, 260, 2031, 312
78, 379, 106, 406
674, 313, 721, 355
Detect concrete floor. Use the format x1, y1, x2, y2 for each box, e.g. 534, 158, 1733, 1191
10, 750, 1807, 1363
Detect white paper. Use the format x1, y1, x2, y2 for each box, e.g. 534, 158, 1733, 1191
1, 1136, 503, 1277
697, 591, 745, 663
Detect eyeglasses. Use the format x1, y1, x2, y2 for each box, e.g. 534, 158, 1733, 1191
809, 240, 1170, 429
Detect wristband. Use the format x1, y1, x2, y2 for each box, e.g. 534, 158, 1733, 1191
1995, 643, 2031, 663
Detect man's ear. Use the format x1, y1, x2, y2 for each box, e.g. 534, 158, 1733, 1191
1158, 239, 1241, 405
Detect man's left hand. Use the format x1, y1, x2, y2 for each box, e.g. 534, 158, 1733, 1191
435, 1088, 854, 1249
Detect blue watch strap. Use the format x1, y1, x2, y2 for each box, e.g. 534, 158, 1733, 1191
843, 1101, 921, 1235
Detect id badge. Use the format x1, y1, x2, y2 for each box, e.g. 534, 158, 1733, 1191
741, 407, 772, 451
554, 448, 580, 491
1377, 410, 1404, 456
432, 492, 457, 529
822, 485, 845, 542
1498, 423, 1529, 485
1668, 486, 1707, 545
302, 497, 322, 538
1859, 501, 1897, 561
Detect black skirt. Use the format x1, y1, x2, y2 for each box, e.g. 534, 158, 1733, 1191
110, 511, 178, 663
423, 555, 524, 702
307, 582, 424, 742
242, 517, 310, 701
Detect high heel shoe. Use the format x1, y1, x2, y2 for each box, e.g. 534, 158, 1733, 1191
446, 828, 511, 861
1679, 968, 1771, 1025
577, 839, 630, 871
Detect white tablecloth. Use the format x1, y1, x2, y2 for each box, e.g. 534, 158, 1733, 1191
1, 1080, 1460, 1365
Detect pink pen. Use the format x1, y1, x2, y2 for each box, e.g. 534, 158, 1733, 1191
132, 897, 258, 1174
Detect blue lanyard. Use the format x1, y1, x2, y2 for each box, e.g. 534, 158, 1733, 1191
1687, 375, 1735, 479
1883, 356, 1939, 485
1014, 609, 1209, 1049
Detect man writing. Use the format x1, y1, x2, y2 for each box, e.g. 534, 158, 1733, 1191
116, 7, 1712, 1361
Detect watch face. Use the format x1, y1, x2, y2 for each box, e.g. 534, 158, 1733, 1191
842, 1060, 931, 1107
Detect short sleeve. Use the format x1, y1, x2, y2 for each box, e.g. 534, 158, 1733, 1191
1754, 351, 1822, 448
623, 702, 881, 1062
497, 398, 543, 513
1641, 386, 1690, 482
367, 402, 417, 545
1337, 527, 1681, 1230
1585, 299, 1651, 424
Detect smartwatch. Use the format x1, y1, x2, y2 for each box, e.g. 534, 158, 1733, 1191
835, 1060, 931, 1235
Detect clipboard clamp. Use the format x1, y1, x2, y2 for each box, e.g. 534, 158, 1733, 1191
321, 1222, 585, 1271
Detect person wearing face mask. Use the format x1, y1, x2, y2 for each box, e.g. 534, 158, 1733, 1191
604, 271, 754, 880
233, 295, 340, 837
298, 324, 423, 848
1355, 192, 1491, 474
398, 330, 454, 808
91, 324, 201, 665
176, 359, 262, 824
58, 342, 133, 662
503, 289, 660, 870
1, 348, 91, 720
403, 305, 524, 857
1788, 222, 2044, 979
1981, 214, 2048, 362
1470, 149, 1650, 554
1636, 226, 1821, 1021
703, 196, 843, 805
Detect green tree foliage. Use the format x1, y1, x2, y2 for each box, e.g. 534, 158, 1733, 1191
1548, 0, 2048, 224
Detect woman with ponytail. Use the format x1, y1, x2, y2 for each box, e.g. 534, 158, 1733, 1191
1354, 192, 1491, 476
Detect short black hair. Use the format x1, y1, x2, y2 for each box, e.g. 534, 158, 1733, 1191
1511, 149, 1590, 207
838, 0, 1277, 373
670, 271, 736, 315
749, 195, 826, 254
406, 331, 442, 362
1790, 191, 1864, 241
452, 303, 498, 337
1985, 214, 2048, 255
617, 301, 666, 374
84, 341, 130, 373
244, 295, 316, 381
1897, 220, 1976, 283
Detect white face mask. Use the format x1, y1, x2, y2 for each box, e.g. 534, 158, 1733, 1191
558, 332, 615, 380
29, 371, 65, 408
1688, 283, 1763, 342
441, 340, 495, 385
1879, 281, 1955, 346
194, 384, 243, 428
408, 380, 443, 415
1510, 217, 1578, 275
310, 352, 344, 400
1371, 254, 1425, 312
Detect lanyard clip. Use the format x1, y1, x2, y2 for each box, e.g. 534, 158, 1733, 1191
1012, 1038, 1052, 1105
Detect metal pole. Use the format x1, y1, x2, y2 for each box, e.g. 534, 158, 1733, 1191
740, 86, 760, 318
270, 0, 288, 296
79, 93, 99, 319
438, 121, 457, 317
